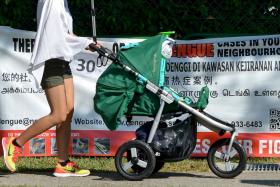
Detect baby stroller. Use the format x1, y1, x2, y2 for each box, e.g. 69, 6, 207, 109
91, 32, 247, 180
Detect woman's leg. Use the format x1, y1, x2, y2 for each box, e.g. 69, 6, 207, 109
52, 78, 90, 177
16, 85, 68, 146
55, 78, 74, 162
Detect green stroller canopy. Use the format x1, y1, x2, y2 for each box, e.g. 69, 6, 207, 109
94, 35, 174, 130
93, 34, 209, 130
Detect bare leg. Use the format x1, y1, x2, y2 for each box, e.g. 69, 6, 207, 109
55, 78, 74, 162
16, 85, 68, 146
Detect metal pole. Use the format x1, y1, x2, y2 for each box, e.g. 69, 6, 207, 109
91, 0, 97, 43
147, 100, 166, 143
178, 100, 234, 132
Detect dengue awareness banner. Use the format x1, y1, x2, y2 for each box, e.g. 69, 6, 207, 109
1, 26, 280, 157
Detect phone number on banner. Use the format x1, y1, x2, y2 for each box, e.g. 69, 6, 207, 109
231, 121, 263, 128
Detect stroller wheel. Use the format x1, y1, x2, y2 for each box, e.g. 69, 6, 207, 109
152, 161, 165, 174
207, 138, 247, 178
115, 140, 156, 180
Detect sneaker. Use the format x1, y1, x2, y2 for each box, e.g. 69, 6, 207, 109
2, 137, 22, 172
53, 161, 90, 177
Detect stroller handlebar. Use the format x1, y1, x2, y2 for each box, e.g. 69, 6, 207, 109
89, 43, 117, 61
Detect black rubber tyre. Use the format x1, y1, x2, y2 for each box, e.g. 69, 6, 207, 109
207, 138, 247, 178
115, 140, 156, 181
152, 161, 165, 174
127, 157, 164, 174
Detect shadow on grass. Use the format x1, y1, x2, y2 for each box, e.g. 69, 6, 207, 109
241, 180, 280, 186
91, 170, 215, 181
0, 169, 215, 181
0, 168, 53, 177
0, 173, 9, 177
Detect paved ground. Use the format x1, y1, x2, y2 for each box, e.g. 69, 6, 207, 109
0, 170, 279, 187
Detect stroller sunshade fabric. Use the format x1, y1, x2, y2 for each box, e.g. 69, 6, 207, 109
118, 35, 166, 85
94, 35, 168, 130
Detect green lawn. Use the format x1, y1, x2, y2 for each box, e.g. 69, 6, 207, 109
1, 156, 279, 173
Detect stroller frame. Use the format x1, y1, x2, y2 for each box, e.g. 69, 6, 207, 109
119, 56, 237, 148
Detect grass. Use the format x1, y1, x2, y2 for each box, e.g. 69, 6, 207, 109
1, 156, 280, 173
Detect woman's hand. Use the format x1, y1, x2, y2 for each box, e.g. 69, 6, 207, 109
86, 43, 102, 52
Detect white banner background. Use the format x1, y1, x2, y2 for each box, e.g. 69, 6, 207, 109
1, 26, 280, 157
0, 26, 145, 131
167, 35, 280, 133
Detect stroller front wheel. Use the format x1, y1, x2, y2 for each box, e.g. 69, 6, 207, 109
115, 140, 156, 180
207, 138, 247, 178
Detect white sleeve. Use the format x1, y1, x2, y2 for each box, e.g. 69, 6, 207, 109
64, 8, 73, 33
65, 35, 93, 53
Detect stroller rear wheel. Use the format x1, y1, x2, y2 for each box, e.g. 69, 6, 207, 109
207, 138, 247, 178
115, 140, 156, 180
152, 161, 165, 174
127, 157, 165, 174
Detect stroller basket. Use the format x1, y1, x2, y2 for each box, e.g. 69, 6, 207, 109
136, 115, 197, 161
